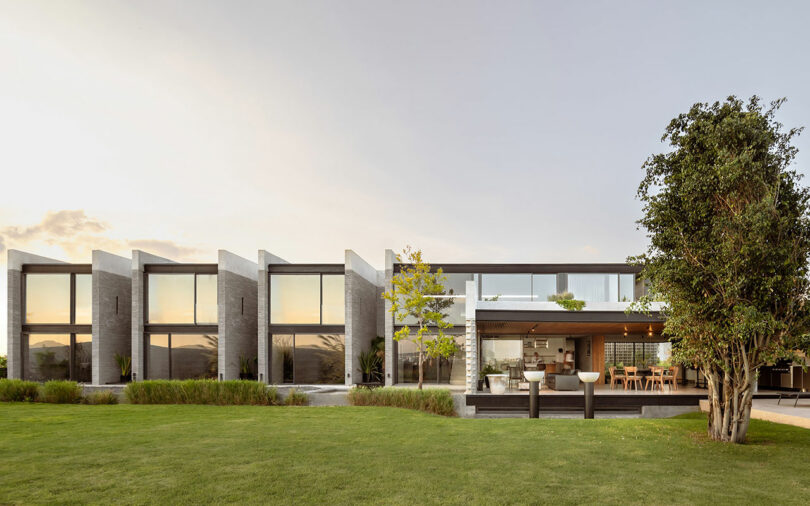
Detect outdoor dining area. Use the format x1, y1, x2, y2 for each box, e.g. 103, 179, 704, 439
608, 365, 680, 391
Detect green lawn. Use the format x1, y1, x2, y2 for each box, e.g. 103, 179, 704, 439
1, 404, 808, 504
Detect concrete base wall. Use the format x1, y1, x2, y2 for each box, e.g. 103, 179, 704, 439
257, 250, 287, 384
92, 251, 132, 385
218, 251, 258, 380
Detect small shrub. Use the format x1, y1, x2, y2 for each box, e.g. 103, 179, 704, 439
39, 380, 82, 404
284, 388, 309, 406
124, 380, 279, 405
82, 390, 119, 405
348, 387, 456, 417
0, 379, 40, 402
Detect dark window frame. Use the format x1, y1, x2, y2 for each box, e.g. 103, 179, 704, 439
22, 332, 91, 382
268, 272, 345, 326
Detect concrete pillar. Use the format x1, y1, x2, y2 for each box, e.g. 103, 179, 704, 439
6, 250, 66, 379
257, 250, 287, 384
131, 250, 174, 381
92, 251, 132, 385
344, 250, 380, 385
218, 250, 258, 380
465, 279, 478, 394
383, 249, 395, 386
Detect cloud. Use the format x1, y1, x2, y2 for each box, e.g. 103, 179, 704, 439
0, 210, 203, 262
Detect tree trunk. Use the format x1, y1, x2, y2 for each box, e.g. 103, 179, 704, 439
417, 343, 424, 390
704, 364, 754, 443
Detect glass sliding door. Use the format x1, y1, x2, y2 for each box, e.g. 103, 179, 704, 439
146, 333, 217, 380
396, 335, 465, 385
27, 334, 70, 381
74, 334, 92, 383
270, 333, 345, 385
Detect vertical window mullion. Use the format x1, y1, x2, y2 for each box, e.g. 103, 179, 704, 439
193, 275, 198, 325
168, 333, 173, 379
69, 333, 76, 381
319, 274, 324, 325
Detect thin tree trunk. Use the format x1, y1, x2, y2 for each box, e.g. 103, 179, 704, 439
417, 342, 424, 390
705, 363, 754, 443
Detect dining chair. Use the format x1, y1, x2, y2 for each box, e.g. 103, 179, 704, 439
624, 366, 643, 391
609, 366, 625, 390
645, 367, 665, 391
663, 366, 679, 390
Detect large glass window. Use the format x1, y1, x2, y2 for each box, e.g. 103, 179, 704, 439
270, 275, 321, 324
481, 274, 532, 301
27, 334, 70, 381
147, 274, 218, 324
397, 335, 465, 385
567, 274, 619, 302
25, 333, 92, 382
321, 275, 345, 325
195, 275, 218, 324
25, 274, 70, 323
270, 274, 345, 325
148, 274, 194, 323
396, 273, 472, 326
146, 333, 217, 380
481, 338, 522, 370
270, 333, 345, 384
532, 274, 557, 301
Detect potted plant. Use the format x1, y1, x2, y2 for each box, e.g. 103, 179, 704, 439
479, 364, 502, 390
115, 353, 131, 383
0, 354, 7, 379
358, 349, 382, 383
239, 355, 256, 380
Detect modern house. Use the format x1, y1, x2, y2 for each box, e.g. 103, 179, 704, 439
6, 247, 676, 395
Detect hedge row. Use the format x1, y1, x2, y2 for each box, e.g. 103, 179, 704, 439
347, 387, 457, 417
0, 379, 117, 404
124, 380, 282, 405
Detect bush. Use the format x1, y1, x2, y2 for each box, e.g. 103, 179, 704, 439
284, 388, 309, 406
124, 380, 279, 405
348, 387, 456, 417
82, 390, 119, 405
0, 379, 40, 402
39, 380, 83, 404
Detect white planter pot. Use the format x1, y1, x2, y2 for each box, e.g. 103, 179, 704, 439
487, 374, 508, 394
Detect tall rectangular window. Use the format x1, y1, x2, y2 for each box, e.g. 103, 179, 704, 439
147, 334, 170, 379
619, 274, 635, 302
270, 274, 321, 324
25, 274, 71, 323
74, 274, 92, 324
26, 334, 70, 381
148, 274, 195, 324
195, 274, 218, 324
321, 275, 345, 324
74, 334, 92, 383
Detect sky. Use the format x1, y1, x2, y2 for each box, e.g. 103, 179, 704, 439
1, 0, 809, 353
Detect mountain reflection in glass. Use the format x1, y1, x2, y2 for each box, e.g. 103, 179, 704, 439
27, 334, 70, 381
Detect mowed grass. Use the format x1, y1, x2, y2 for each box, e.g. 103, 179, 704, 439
1, 404, 808, 505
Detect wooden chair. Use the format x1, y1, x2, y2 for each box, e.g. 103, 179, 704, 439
645, 367, 665, 391
624, 366, 643, 391
663, 366, 679, 390
609, 366, 625, 390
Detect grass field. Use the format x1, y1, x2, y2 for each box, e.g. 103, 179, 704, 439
1, 404, 808, 504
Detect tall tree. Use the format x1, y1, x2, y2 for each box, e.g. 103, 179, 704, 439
634, 96, 810, 443
383, 247, 457, 390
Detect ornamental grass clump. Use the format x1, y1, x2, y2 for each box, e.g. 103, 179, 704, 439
81, 390, 119, 405
39, 380, 83, 404
0, 379, 40, 402
124, 380, 279, 405
283, 388, 309, 406
348, 387, 456, 417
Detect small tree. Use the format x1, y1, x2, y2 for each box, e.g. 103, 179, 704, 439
383, 247, 457, 390
634, 96, 810, 443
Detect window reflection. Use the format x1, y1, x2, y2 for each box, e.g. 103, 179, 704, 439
26, 334, 70, 381
270, 275, 320, 324
481, 338, 522, 370
532, 274, 557, 301
74, 334, 92, 383
321, 275, 345, 324
74, 274, 92, 324
395, 273, 472, 326
195, 274, 218, 324
397, 335, 465, 385
481, 274, 532, 301
147, 333, 217, 380
619, 274, 635, 302
270, 334, 345, 384
25, 274, 70, 323
567, 274, 619, 302
148, 274, 194, 324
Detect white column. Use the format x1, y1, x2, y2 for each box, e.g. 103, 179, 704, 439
464, 280, 478, 394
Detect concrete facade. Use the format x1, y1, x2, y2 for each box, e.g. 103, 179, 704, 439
92, 251, 132, 385
464, 279, 478, 394
217, 250, 258, 381
131, 250, 174, 381
383, 249, 395, 386
257, 250, 287, 384
6, 250, 66, 379
344, 250, 380, 385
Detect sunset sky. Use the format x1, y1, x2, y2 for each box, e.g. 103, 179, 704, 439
2, 0, 809, 353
